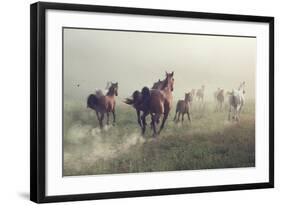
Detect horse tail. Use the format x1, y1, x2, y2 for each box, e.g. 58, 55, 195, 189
87, 94, 99, 109
124, 90, 141, 105
124, 98, 134, 105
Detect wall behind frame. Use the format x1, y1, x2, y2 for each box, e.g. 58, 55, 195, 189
0, 0, 279, 204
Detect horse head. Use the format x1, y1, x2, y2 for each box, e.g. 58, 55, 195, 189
165, 71, 174, 91
238, 81, 246, 94
185, 92, 192, 102
108, 82, 118, 96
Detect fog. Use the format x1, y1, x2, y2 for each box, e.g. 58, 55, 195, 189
64, 28, 256, 102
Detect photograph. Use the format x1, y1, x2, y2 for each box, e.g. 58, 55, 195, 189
63, 27, 256, 176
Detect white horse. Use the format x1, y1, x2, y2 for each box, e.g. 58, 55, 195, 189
196, 85, 205, 102
214, 88, 225, 112
228, 82, 245, 121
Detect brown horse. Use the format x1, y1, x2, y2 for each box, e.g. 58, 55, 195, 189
124, 77, 165, 130
124, 86, 150, 128
148, 71, 174, 136
173, 92, 192, 123
87, 83, 118, 128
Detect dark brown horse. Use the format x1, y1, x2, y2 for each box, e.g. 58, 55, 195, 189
87, 83, 118, 128
148, 71, 174, 136
124, 77, 165, 130
124, 86, 150, 128
173, 92, 192, 123
124, 72, 174, 136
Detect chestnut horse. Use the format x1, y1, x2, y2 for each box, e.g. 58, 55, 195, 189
148, 71, 174, 136
87, 83, 118, 128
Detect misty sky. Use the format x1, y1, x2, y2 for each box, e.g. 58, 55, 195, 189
63, 28, 256, 102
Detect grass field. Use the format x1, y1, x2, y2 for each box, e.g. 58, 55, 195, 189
63, 100, 255, 176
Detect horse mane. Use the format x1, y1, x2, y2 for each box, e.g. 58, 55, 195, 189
152, 79, 164, 89
161, 77, 168, 89
106, 86, 114, 95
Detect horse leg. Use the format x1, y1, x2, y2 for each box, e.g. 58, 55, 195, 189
156, 115, 160, 124
112, 109, 116, 125
151, 114, 157, 137
228, 106, 232, 121
99, 113, 104, 128
141, 112, 148, 135
187, 111, 191, 123
236, 105, 242, 122
158, 111, 169, 134
136, 110, 142, 128
173, 110, 178, 121
95, 111, 100, 121
177, 111, 180, 123
181, 113, 184, 124
234, 108, 238, 121
106, 112, 110, 125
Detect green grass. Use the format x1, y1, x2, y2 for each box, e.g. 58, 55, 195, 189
63, 100, 255, 176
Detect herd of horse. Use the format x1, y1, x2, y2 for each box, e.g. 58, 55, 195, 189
87, 71, 246, 136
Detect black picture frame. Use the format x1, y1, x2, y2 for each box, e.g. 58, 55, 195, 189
30, 1, 274, 203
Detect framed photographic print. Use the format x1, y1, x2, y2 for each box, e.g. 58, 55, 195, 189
30, 2, 274, 203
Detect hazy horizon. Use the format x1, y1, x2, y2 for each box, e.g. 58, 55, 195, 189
63, 28, 256, 102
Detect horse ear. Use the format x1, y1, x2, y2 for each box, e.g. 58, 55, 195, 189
165, 71, 168, 76
171, 71, 174, 76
